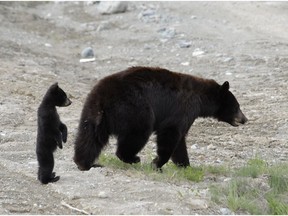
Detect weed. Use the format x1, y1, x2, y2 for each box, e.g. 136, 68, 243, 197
266, 195, 288, 215
236, 158, 267, 178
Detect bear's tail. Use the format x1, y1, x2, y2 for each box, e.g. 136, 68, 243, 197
73, 109, 109, 171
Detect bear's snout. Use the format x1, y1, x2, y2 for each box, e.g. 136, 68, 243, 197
64, 98, 72, 107
232, 109, 248, 126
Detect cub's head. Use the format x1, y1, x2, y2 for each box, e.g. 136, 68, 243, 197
46, 82, 72, 107
216, 81, 248, 126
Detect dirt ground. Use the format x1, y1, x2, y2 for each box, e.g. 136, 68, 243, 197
0, 1, 288, 215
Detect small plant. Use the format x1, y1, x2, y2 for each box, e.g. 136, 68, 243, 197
236, 157, 267, 178
266, 194, 288, 215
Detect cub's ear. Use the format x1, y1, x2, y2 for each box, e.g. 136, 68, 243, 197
220, 81, 230, 92
51, 82, 59, 88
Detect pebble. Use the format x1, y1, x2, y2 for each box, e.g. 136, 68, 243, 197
97, 1, 128, 15
81, 47, 95, 58
223, 57, 234, 62
225, 71, 232, 76
158, 27, 176, 39
220, 207, 233, 215
98, 191, 108, 199
192, 48, 205, 57
178, 40, 192, 48
188, 198, 208, 209
138, 8, 159, 23
44, 43, 52, 47
191, 144, 199, 150
207, 144, 216, 150
180, 62, 190, 66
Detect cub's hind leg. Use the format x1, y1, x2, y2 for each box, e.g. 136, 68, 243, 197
37, 151, 59, 184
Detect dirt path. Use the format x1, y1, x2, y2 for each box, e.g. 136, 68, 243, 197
0, 2, 288, 214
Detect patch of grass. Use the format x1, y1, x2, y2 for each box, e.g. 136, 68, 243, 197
204, 164, 230, 176
98, 153, 204, 182
99, 153, 288, 214
268, 163, 288, 193
210, 157, 288, 215
226, 179, 264, 214
266, 195, 288, 215
236, 157, 267, 178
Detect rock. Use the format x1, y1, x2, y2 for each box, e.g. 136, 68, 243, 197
98, 191, 108, 199
138, 8, 159, 23
81, 47, 94, 58
178, 40, 192, 48
180, 62, 190, 66
192, 48, 205, 57
220, 207, 233, 215
188, 198, 208, 209
97, 1, 128, 15
44, 43, 52, 47
158, 27, 176, 39
225, 71, 232, 76
207, 144, 216, 150
80, 47, 96, 63
223, 57, 234, 62
191, 144, 199, 150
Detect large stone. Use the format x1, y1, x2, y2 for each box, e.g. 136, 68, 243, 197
97, 1, 128, 15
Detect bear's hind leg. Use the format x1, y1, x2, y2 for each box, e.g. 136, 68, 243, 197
116, 132, 150, 164
153, 126, 181, 169
171, 136, 190, 167
37, 151, 59, 184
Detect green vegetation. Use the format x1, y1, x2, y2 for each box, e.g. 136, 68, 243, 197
99, 153, 288, 214
210, 157, 288, 215
99, 153, 204, 182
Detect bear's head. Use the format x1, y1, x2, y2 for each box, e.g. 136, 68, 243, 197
216, 81, 248, 126
45, 82, 72, 107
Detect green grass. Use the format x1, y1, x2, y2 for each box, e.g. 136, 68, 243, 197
210, 157, 288, 215
99, 153, 288, 214
99, 153, 204, 182
236, 157, 267, 178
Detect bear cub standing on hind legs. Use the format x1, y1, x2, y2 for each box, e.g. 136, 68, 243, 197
74, 66, 248, 171
36, 83, 71, 184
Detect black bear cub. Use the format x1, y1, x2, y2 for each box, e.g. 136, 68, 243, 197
74, 66, 248, 171
36, 83, 71, 184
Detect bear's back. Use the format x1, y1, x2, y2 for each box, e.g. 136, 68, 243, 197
96, 66, 219, 98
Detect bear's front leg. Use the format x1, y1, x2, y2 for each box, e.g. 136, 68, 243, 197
171, 137, 190, 167
49, 172, 60, 183
55, 131, 63, 149
153, 126, 181, 169
59, 122, 68, 143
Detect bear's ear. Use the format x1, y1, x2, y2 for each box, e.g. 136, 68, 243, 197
220, 81, 230, 92
49, 82, 59, 91
52, 82, 59, 88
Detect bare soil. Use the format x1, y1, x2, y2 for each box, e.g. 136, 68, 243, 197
0, 2, 287, 214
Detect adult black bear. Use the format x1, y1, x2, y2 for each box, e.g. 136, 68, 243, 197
36, 83, 71, 184
74, 66, 247, 171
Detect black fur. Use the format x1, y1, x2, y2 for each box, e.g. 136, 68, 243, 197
74, 67, 247, 171
36, 83, 71, 184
